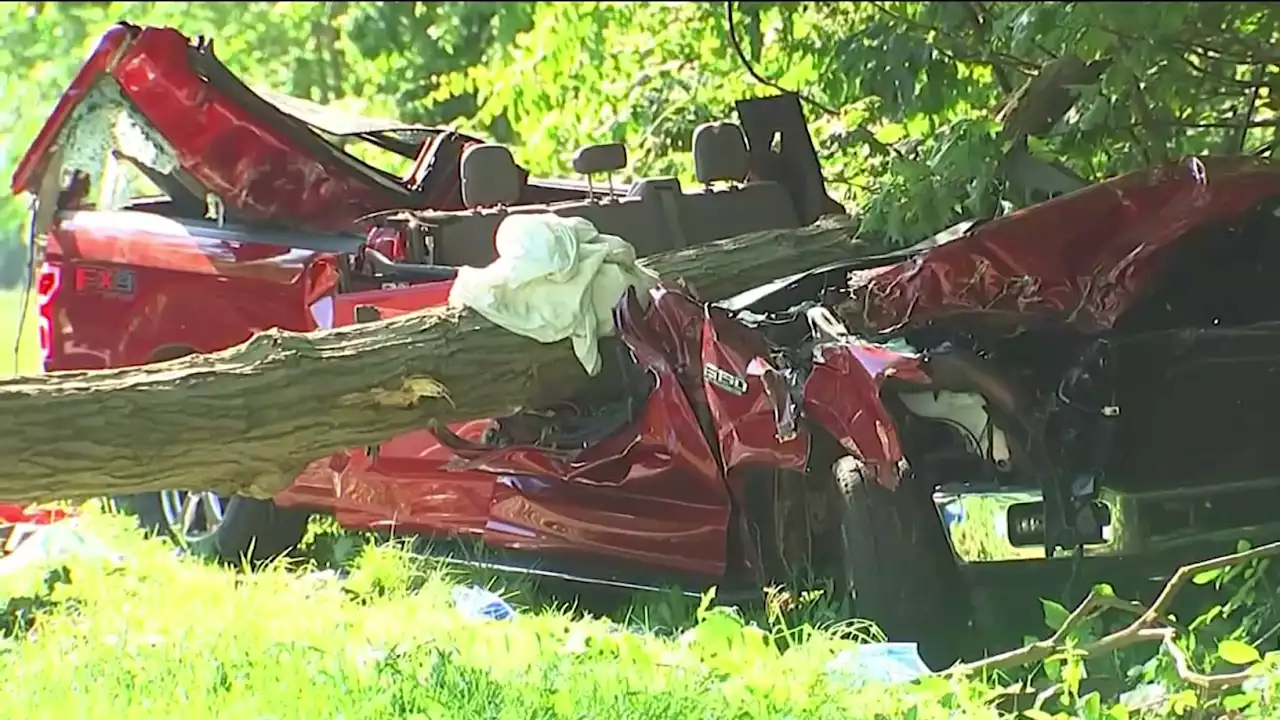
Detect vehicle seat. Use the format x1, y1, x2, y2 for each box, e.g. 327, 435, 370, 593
548, 143, 676, 257
461, 144, 525, 209
422, 142, 677, 266
628, 176, 689, 250
417, 143, 529, 267
677, 121, 800, 245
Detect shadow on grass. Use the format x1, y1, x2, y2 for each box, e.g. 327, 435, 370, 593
287, 516, 915, 649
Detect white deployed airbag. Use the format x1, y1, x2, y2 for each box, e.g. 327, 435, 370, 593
448, 213, 659, 375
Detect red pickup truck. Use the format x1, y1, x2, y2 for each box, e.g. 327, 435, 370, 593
20, 22, 1280, 668
14, 23, 847, 583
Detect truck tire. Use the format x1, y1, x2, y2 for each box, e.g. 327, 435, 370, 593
108, 346, 310, 564
112, 491, 310, 564
832, 455, 972, 669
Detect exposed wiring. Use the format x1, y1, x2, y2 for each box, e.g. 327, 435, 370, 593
725, 1, 838, 116
931, 417, 988, 466
12, 199, 38, 372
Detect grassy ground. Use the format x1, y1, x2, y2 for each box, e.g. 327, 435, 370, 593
0, 511, 1007, 720
0, 286, 38, 377
2, 511, 1278, 719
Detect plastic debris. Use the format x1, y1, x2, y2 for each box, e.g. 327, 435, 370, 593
452, 585, 516, 621
825, 642, 934, 686
0, 518, 120, 576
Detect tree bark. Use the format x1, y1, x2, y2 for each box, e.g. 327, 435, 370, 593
1, 214, 886, 503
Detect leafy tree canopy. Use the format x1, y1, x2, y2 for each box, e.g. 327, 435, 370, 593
0, 0, 1276, 278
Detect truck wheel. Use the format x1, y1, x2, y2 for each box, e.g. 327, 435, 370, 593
832, 455, 972, 670
112, 490, 309, 564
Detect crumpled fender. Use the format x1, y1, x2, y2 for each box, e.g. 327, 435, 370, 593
800, 339, 931, 490
699, 304, 809, 474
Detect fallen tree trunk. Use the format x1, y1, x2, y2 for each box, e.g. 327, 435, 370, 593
1, 214, 887, 503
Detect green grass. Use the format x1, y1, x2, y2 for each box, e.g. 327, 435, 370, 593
0, 511, 1007, 720
3, 509, 1280, 718
0, 286, 39, 378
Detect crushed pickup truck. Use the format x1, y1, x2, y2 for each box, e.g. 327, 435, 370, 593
16, 22, 1280, 667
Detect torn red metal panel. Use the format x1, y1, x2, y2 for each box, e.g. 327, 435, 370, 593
848, 157, 1280, 333
699, 303, 810, 475
12, 24, 437, 232
801, 340, 929, 490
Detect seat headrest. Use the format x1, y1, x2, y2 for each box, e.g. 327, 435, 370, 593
571, 143, 628, 175
461, 143, 523, 208
627, 176, 682, 201
692, 122, 749, 184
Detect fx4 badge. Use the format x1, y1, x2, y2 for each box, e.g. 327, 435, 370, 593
703, 364, 748, 396
73, 265, 136, 298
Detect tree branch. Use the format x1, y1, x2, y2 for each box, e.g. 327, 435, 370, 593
956, 1, 1015, 93
864, 1, 1037, 75
950, 540, 1280, 695
1222, 65, 1264, 154
1071, 21, 1280, 67
1177, 54, 1271, 89
724, 1, 900, 159
1126, 70, 1168, 165
1049, 119, 1280, 138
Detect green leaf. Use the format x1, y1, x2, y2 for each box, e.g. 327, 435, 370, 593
1192, 568, 1224, 585
696, 586, 716, 620
1078, 691, 1102, 719
1168, 689, 1200, 714
1041, 598, 1071, 631
1217, 639, 1261, 666
1222, 692, 1257, 712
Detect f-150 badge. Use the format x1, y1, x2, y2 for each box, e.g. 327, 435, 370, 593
703, 363, 748, 396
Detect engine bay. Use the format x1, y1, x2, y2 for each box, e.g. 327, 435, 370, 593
715, 195, 1280, 557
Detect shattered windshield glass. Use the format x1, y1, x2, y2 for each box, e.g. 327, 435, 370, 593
58, 78, 194, 212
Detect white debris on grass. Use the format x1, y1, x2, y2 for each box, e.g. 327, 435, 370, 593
825, 642, 934, 686
0, 518, 121, 577
452, 584, 516, 621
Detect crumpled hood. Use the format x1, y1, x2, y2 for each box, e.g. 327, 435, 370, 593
845, 156, 1280, 333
